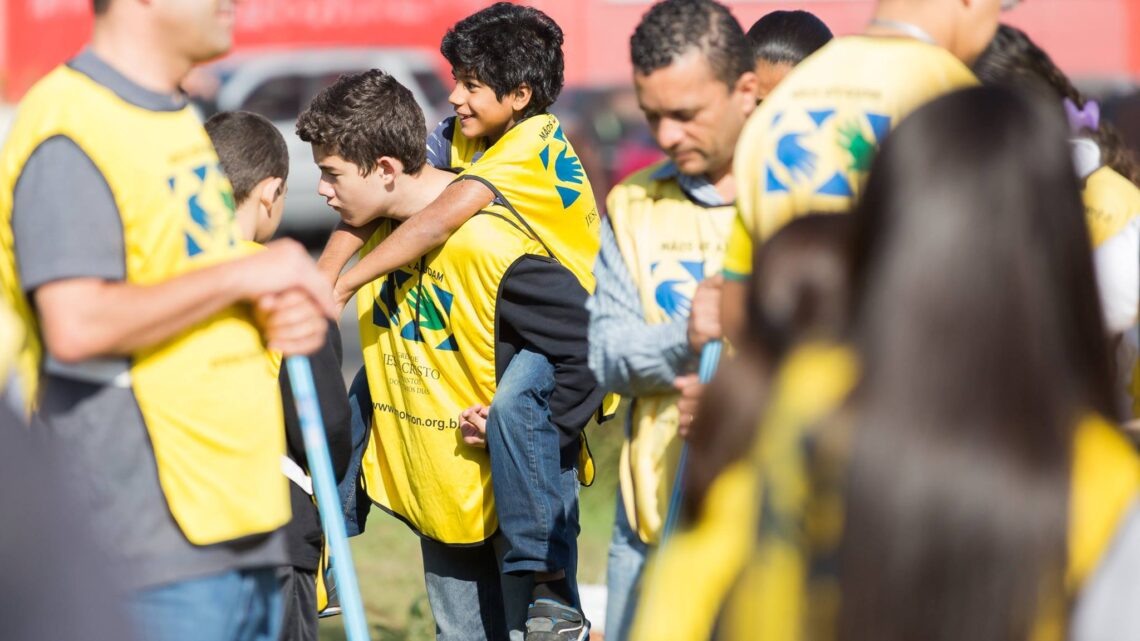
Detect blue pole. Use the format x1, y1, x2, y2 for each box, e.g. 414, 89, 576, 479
661, 340, 723, 539
286, 356, 371, 641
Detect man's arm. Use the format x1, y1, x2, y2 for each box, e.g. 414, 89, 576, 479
334, 179, 493, 307
14, 137, 331, 362
586, 220, 698, 397
36, 241, 332, 361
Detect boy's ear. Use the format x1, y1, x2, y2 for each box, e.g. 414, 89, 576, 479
376, 156, 406, 184
509, 83, 533, 113
257, 176, 285, 212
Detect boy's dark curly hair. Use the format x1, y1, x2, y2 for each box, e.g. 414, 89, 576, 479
295, 69, 427, 177
440, 3, 565, 119
630, 0, 753, 87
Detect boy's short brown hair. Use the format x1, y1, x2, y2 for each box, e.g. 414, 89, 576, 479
205, 111, 289, 206
295, 69, 427, 177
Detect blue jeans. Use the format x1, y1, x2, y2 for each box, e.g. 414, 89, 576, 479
339, 366, 372, 537
604, 488, 649, 641
129, 568, 282, 641
421, 534, 531, 641
487, 349, 582, 583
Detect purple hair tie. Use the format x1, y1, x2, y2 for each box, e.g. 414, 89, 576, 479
1064, 98, 1100, 134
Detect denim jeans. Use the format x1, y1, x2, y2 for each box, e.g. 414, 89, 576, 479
129, 568, 282, 641
604, 488, 649, 641
421, 534, 531, 641
487, 349, 582, 579
339, 366, 372, 538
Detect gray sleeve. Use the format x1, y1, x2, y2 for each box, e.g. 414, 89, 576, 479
12, 136, 125, 293
1071, 501, 1140, 641
586, 218, 696, 397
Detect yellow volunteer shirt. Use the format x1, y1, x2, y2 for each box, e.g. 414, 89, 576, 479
0, 65, 288, 544
726, 36, 977, 279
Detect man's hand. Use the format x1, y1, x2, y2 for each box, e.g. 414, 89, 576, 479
35, 239, 334, 363
459, 404, 490, 448
687, 275, 723, 355
674, 373, 704, 440
236, 239, 336, 318
255, 289, 329, 356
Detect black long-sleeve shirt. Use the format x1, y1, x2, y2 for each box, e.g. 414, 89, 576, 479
496, 255, 606, 450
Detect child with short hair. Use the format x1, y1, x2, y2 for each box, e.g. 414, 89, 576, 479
206, 110, 353, 641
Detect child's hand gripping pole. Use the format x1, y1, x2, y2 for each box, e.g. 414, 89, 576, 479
286, 356, 371, 641
661, 340, 723, 540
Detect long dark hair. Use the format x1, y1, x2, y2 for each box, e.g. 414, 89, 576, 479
973, 24, 1140, 186
683, 214, 851, 520
835, 86, 1116, 641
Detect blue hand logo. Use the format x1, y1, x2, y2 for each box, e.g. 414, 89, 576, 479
776, 132, 817, 183
655, 280, 693, 320
554, 146, 585, 185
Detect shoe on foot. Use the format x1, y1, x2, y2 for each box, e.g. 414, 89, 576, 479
524, 598, 590, 641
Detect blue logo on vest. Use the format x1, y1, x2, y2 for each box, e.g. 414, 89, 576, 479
168, 163, 236, 257
764, 109, 892, 198
540, 126, 586, 209
373, 270, 458, 351
651, 260, 705, 321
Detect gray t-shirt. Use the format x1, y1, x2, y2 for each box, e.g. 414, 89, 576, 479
11, 50, 285, 591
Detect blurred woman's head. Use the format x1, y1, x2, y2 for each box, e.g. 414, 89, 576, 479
835, 84, 1114, 641
745, 10, 832, 99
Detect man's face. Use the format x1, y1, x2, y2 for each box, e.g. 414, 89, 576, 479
634, 49, 757, 178
154, 0, 236, 64
312, 146, 388, 227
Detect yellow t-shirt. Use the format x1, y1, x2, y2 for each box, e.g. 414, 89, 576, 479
1084, 165, 1140, 248
726, 36, 977, 278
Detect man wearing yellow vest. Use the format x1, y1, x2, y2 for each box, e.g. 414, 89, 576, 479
0, 1, 334, 641
720, 0, 1014, 343
586, 1, 757, 639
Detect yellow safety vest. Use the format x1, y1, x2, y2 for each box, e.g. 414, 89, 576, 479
727, 37, 977, 279
606, 161, 736, 544
0, 65, 289, 544
454, 113, 601, 289
358, 211, 550, 544
446, 114, 621, 427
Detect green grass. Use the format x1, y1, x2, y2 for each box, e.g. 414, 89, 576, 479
319, 416, 625, 640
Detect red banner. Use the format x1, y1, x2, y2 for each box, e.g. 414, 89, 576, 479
3, 0, 1138, 102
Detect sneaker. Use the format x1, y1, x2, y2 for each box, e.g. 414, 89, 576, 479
524, 598, 590, 641
317, 560, 341, 619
